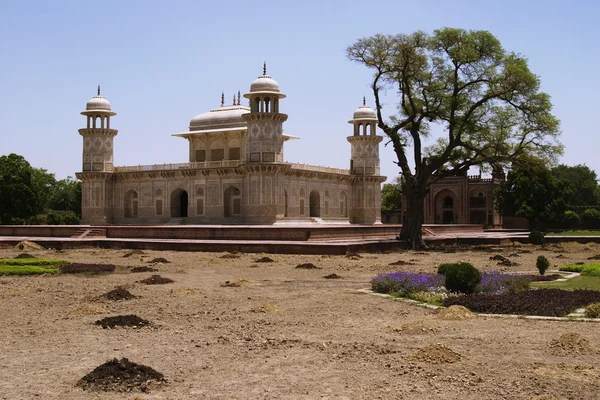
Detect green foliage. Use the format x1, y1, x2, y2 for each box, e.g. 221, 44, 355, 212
444, 263, 481, 294
0, 258, 70, 267
552, 164, 599, 206
50, 177, 82, 217
504, 277, 531, 294
548, 230, 600, 236
381, 177, 402, 211
0, 265, 59, 276
536, 255, 550, 275
562, 210, 580, 226
347, 28, 561, 246
496, 158, 569, 229
533, 275, 600, 291
437, 262, 473, 275
529, 230, 546, 245
559, 264, 586, 273
30, 167, 56, 214
585, 302, 600, 318
581, 264, 600, 277
46, 211, 81, 225
581, 208, 600, 222
0, 154, 39, 224
28, 214, 48, 225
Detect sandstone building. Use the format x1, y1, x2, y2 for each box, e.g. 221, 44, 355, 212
76, 66, 385, 225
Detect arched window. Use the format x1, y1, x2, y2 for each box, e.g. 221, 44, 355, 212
299, 188, 306, 216
324, 190, 330, 216
124, 190, 138, 218
309, 190, 320, 218
196, 187, 204, 215
469, 191, 486, 208
284, 189, 288, 217
155, 188, 163, 216
340, 192, 348, 217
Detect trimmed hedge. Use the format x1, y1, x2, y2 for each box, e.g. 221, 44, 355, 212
0, 265, 60, 276
443, 289, 600, 317
0, 258, 69, 267
444, 263, 481, 294
559, 263, 600, 274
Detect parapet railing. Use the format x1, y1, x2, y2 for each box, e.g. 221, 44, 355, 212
114, 160, 242, 172
288, 163, 350, 175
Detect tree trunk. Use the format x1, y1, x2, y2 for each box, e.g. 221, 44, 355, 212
399, 186, 427, 249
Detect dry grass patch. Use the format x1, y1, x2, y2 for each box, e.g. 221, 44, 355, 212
168, 288, 201, 296
69, 303, 110, 316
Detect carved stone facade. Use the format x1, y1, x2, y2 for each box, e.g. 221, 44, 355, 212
398, 174, 503, 228
76, 69, 385, 225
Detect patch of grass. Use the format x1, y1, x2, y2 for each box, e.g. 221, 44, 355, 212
0, 258, 70, 267
532, 275, 600, 291
546, 230, 600, 236
0, 265, 60, 276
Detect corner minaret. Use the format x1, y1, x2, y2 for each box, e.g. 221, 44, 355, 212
78, 86, 117, 172
348, 98, 384, 224
242, 63, 288, 163
76, 86, 118, 225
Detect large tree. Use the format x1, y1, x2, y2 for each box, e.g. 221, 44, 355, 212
347, 28, 561, 247
495, 158, 569, 230
551, 164, 598, 206
0, 154, 39, 224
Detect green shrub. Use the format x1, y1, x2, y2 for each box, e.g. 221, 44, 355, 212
504, 276, 532, 294
0, 265, 59, 276
536, 255, 550, 275
563, 210, 581, 225
581, 264, 600, 277
529, 230, 545, 245
582, 208, 600, 222
47, 211, 64, 225
10, 217, 25, 225
585, 302, 600, 318
444, 263, 481, 294
28, 214, 48, 225
559, 264, 586, 273
437, 263, 453, 275
62, 211, 81, 225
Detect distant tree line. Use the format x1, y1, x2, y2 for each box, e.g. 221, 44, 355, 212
382, 159, 600, 230
0, 153, 81, 225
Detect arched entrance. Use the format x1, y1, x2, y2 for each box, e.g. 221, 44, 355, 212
124, 190, 138, 218
309, 190, 320, 218
434, 189, 457, 224
224, 186, 241, 217
171, 189, 188, 218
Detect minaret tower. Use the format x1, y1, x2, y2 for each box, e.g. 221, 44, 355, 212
347, 98, 384, 224
240, 64, 289, 223
76, 86, 117, 224
242, 63, 288, 163
79, 86, 117, 172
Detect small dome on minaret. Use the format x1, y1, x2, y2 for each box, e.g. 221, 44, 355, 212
350, 97, 377, 122
85, 85, 112, 111
245, 63, 286, 98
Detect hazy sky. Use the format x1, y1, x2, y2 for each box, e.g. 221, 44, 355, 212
1, 0, 598, 181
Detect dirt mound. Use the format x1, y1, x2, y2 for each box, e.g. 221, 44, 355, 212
255, 256, 275, 263
101, 287, 137, 301
436, 305, 476, 320
148, 257, 170, 264
498, 258, 519, 266
588, 254, 600, 260
295, 263, 321, 269
14, 253, 36, 259
138, 275, 174, 285
323, 273, 342, 279
122, 249, 146, 258
95, 315, 152, 329
76, 358, 165, 392
130, 266, 159, 273
388, 260, 414, 266
345, 252, 362, 259
490, 254, 507, 261
220, 252, 241, 259
15, 241, 44, 251
393, 321, 438, 335
61, 263, 115, 274
69, 303, 110, 316
412, 344, 462, 364
549, 332, 594, 355
221, 279, 252, 287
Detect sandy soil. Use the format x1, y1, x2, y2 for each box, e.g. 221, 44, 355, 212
1, 242, 599, 399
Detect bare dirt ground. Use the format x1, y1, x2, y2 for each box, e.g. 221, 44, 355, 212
1, 242, 599, 399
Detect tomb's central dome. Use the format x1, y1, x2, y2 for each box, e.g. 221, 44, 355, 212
189, 105, 250, 131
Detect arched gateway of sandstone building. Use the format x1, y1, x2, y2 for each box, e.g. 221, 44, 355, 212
76, 67, 386, 225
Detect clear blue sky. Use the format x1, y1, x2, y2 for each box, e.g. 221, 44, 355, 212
1, 0, 598, 182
